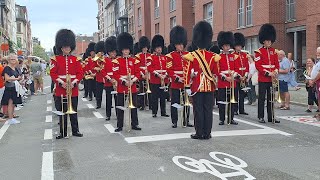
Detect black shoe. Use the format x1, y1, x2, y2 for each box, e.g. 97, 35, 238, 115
96, 106, 101, 109
203, 134, 212, 140
89, 98, 92, 101
172, 123, 177, 128
239, 112, 249, 115
161, 114, 169, 117
258, 118, 266, 123
230, 120, 238, 125
73, 132, 83, 137
132, 126, 142, 130
305, 109, 312, 113
234, 112, 239, 115
83, 96, 87, 98
56, 134, 66, 139
140, 107, 145, 111
152, 114, 157, 118
186, 123, 194, 127
190, 134, 202, 139
219, 121, 225, 125
316, 109, 320, 112
115, 127, 122, 132
275, 120, 280, 123
106, 117, 110, 121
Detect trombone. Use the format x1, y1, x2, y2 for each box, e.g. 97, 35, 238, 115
270, 75, 282, 123
229, 71, 237, 104
179, 88, 192, 127
125, 69, 136, 132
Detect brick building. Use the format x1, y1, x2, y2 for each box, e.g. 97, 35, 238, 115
74, 35, 94, 56
130, 0, 151, 42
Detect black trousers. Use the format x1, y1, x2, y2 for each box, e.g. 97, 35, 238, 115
96, 81, 104, 107
105, 86, 116, 117
150, 83, 167, 115
234, 82, 246, 113
258, 82, 273, 121
86, 79, 95, 98
51, 80, 55, 93
54, 96, 80, 136
84, 79, 89, 97
116, 93, 138, 128
307, 86, 318, 106
171, 88, 190, 124
218, 88, 237, 122
193, 92, 213, 137
138, 80, 151, 109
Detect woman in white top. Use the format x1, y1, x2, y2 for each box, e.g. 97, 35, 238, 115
247, 55, 257, 105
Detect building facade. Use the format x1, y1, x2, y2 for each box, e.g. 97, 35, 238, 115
97, 0, 106, 40
131, 0, 151, 42
74, 35, 95, 55
16, 4, 32, 55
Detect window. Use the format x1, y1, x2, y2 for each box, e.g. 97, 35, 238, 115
246, 0, 252, 26
137, 0, 141, 4
138, 7, 142, 26
155, 23, 160, 34
169, 0, 176, 12
154, 0, 160, 19
286, 0, 295, 21
170, 16, 176, 29
17, 23, 22, 33
203, 2, 213, 27
245, 36, 258, 54
238, 0, 245, 27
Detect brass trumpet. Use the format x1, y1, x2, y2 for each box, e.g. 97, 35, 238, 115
65, 74, 76, 114
230, 71, 237, 104
127, 69, 135, 109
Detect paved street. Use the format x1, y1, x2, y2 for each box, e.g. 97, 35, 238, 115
1, 76, 320, 180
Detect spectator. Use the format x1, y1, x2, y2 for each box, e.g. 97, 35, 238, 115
0, 60, 5, 121
278, 50, 291, 110
30, 58, 45, 95
1, 54, 22, 124
310, 47, 320, 111
287, 53, 301, 90
26, 57, 35, 95
1, 59, 8, 117
305, 58, 318, 112
247, 55, 257, 105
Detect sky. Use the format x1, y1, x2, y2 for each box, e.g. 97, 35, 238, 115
16, 0, 98, 51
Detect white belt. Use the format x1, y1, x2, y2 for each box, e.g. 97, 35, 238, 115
262, 65, 275, 68
140, 66, 147, 70
239, 67, 246, 70
58, 75, 76, 79
120, 75, 134, 79
155, 70, 166, 73
107, 72, 113, 75
174, 71, 183, 74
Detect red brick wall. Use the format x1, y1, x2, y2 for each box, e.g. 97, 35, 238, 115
74, 41, 90, 55
134, 0, 151, 42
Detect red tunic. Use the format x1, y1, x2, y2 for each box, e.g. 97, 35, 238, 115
147, 54, 168, 84
183, 49, 219, 93
217, 53, 241, 88
233, 51, 250, 78
135, 52, 152, 80
93, 58, 106, 83
101, 57, 114, 87
50, 55, 83, 97
166, 51, 188, 89
254, 47, 280, 83
83, 57, 95, 75
112, 57, 140, 93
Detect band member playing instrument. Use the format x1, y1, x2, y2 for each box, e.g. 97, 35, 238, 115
255, 24, 280, 123
233, 33, 250, 115
166, 26, 193, 128
183, 21, 219, 140
135, 36, 152, 111
50, 29, 83, 139
147, 35, 169, 118
217, 31, 240, 125
83, 43, 96, 101
113, 32, 141, 132
93, 41, 106, 109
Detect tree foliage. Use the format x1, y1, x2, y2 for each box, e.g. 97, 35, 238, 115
33, 44, 49, 61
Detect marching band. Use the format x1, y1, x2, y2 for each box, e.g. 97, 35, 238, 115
50, 22, 281, 140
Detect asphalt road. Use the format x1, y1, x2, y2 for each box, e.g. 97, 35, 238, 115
1, 76, 320, 180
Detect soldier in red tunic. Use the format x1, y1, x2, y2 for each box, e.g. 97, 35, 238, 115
166, 26, 193, 128
217, 31, 241, 125
135, 36, 152, 111
112, 32, 141, 132
93, 41, 106, 109
50, 29, 83, 139
255, 24, 280, 123
147, 35, 170, 118
233, 33, 250, 116
102, 36, 117, 121
83, 42, 96, 101
183, 21, 219, 140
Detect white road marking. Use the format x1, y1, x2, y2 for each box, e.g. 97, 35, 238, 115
87, 104, 94, 109
47, 100, 52, 104
46, 106, 52, 112
93, 111, 104, 119
0, 121, 9, 140
41, 151, 54, 180
44, 129, 53, 140
104, 124, 118, 134
44, 86, 50, 90
125, 129, 284, 144
278, 116, 320, 128
81, 98, 88, 102
45, 115, 52, 123
212, 112, 292, 136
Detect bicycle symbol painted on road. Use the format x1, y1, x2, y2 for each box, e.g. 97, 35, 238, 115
172, 151, 255, 180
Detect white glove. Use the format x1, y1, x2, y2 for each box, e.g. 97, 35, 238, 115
186, 89, 192, 96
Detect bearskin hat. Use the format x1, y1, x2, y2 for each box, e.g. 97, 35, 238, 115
55, 29, 76, 54
187, 43, 197, 52
133, 42, 140, 55
151, 35, 164, 52
82, 48, 88, 60
117, 32, 133, 53
234, 32, 245, 47
192, 21, 213, 49
94, 41, 105, 54
209, 45, 221, 54
167, 44, 175, 53
104, 36, 117, 53
217, 31, 234, 49
170, 26, 188, 47
87, 42, 96, 53
258, 23, 276, 44
138, 36, 150, 50
53, 46, 57, 55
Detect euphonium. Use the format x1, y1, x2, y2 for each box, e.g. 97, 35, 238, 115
65, 74, 76, 114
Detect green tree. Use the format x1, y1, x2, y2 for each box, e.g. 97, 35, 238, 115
33, 44, 49, 61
